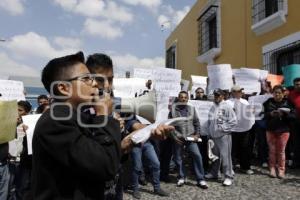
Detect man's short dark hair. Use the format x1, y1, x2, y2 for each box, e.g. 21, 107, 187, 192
41, 52, 85, 94
195, 87, 204, 92
86, 53, 113, 73
178, 91, 188, 97
18, 100, 32, 113
293, 77, 300, 84
37, 94, 48, 101
272, 85, 285, 93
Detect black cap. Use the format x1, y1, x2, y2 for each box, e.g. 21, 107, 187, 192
213, 88, 225, 96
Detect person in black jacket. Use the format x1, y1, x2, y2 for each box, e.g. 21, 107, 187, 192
32, 52, 125, 200
263, 85, 296, 179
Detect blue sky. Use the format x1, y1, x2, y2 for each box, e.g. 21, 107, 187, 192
0, 0, 196, 78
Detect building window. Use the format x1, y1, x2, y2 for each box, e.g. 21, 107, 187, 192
251, 0, 287, 35
263, 41, 300, 74
252, 0, 284, 24
198, 5, 219, 55
166, 45, 176, 69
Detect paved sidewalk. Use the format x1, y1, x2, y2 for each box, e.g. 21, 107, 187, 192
124, 166, 300, 200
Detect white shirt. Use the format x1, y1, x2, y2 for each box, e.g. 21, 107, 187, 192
226, 98, 254, 132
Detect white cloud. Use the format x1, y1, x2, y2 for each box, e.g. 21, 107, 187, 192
0, 52, 40, 77
158, 15, 171, 30
0, 0, 25, 15
74, 0, 105, 17
121, 0, 161, 8
2, 32, 81, 59
100, 1, 133, 23
173, 6, 191, 25
112, 54, 164, 68
83, 18, 123, 39
54, 0, 133, 23
158, 5, 191, 30
53, 36, 82, 49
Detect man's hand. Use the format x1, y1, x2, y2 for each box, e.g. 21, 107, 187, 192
113, 113, 125, 131
150, 124, 175, 140
93, 91, 113, 116
271, 110, 281, 117
121, 134, 134, 154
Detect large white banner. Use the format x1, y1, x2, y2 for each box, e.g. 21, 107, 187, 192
207, 64, 233, 92
113, 78, 148, 98
188, 100, 214, 136
0, 80, 25, 101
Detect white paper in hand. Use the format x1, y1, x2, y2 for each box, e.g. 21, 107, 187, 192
131, 117, 188, 144
22, 114, 42, 155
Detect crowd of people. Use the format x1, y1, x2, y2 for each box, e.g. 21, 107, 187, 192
0, 51, 299, 200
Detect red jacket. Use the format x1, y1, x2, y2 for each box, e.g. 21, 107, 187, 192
288, 90, 300, 119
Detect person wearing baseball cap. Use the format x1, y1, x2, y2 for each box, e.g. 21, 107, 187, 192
204, 88, 237, 186
227, 85, 255, 175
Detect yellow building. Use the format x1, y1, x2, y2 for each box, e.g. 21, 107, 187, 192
166, 0, 300, 80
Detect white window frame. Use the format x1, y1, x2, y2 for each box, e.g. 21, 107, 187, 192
196, 0, 221, 65
252, 0, 288, 36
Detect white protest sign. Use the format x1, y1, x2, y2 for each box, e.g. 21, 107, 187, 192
248, 94, 272, 119
233, 68, 262, 94
113, 78, 147, 98
22, 114, 42, 155
259, 70, 269, 80
207, 64, 233, 91
191, 75, 207, 95
181, 79, 190, 91
191, 75, 207, 85
0, 80, 25, 101
155, 97, 170, 121
233, 101, 255, 132
153, 68, 181, 98
134, 68, 154, 80
188, 100, 214, 136
235, 80, 261, 94
239, 68, 261, 80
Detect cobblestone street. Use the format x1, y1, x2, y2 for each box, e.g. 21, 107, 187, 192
124, 166, 300, 200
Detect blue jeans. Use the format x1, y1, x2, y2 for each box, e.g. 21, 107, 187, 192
173, 142, 205, 182
131, 141, 160, 191
0, 163, 10, 200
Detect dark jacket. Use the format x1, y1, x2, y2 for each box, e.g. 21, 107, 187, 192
263, 98, 296, 133
32, 105, 121, 200
0, 143, 8, 163
168, 104, 201, 138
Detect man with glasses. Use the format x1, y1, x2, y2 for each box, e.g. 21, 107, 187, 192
32, 52, 133, 200
194, 87, 207, 100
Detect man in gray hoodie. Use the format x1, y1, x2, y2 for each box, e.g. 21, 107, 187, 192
205, 89, 237, 186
